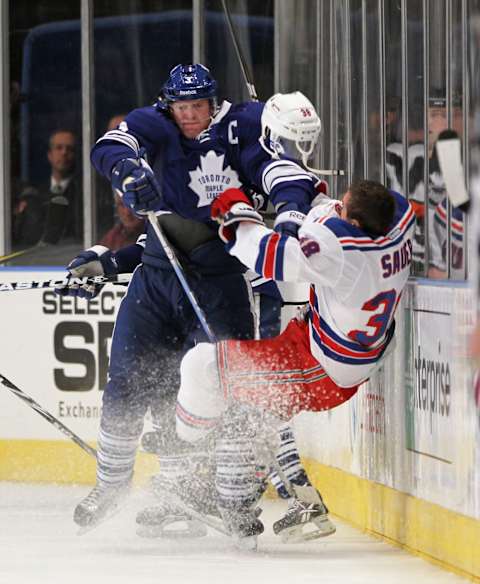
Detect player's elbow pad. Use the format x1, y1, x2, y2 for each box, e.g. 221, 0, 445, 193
113, 243, 143, 273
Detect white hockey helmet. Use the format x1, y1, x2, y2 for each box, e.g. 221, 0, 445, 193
260, 91, 321, 166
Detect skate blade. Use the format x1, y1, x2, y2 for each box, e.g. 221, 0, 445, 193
280, 516, 336, 544
160, 492, 228, 536
136, 517, 207, 539
76, 503, 125, 536
233, 534, 258, 552
76, 491, 131, 536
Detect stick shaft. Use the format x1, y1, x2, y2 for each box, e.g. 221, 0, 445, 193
0, 373, 96, 458
0, 273, 131, 292
0, 246, 38, 265
147, 212, 217, 343
220, 0, 259, 101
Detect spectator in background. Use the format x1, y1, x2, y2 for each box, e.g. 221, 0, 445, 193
13, 129, 82, 249
41, 129, 83, 246
12, 182, 43, 247
106, 114, 126, 132
385, 92, 465, 279
98, 193, 145, 249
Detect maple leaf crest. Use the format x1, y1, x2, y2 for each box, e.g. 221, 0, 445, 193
189, 150, 242, 208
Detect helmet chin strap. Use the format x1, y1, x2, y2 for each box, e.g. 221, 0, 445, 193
296, 140, 345, 177
259, 132, 345, 176
303, 161, 345, 177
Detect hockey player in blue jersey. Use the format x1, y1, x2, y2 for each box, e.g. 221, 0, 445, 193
57, 64, 321, 532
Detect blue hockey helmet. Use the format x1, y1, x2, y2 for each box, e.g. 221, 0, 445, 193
160, 64, 217, 104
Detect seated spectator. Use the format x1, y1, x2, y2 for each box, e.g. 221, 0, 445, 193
98, 193, 145, 249
12, 180, 43, 246
13, 129, 82, 249
41, 129, 83, 245
386, 92, 464, 278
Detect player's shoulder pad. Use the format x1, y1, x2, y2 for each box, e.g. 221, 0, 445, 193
224, 101, 265, 141
320, 216, 363, 239
124, 105, 176, 138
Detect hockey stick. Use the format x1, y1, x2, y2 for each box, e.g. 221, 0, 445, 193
147, 211, 217, 343
219, 0, 344, 177
0, 201, 76, 265
0, 372, 97, 458
220, 0, 259, 102
0, 273, 131, 292
0, 245, 41, 265
435, 129, 469, 208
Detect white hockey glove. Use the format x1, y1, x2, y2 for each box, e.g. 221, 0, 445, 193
55, 245, 118, 299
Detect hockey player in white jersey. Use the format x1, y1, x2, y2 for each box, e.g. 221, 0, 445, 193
174, 94, 416, 548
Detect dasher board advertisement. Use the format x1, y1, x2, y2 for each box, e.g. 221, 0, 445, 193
0, 270, 125, 440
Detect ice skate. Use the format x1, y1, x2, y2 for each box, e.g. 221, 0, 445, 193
273, 489, 336, 543
220, 506, 264, 551
137, 470, 224, 538
74, 481, 131, 534
136, 500, 207, 539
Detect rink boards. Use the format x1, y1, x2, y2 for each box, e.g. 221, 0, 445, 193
0, 270, 479, 580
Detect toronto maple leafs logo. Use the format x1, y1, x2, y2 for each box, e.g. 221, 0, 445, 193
189, 150, 242, 207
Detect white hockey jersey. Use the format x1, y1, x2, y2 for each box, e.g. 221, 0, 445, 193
230, 191, 415, 387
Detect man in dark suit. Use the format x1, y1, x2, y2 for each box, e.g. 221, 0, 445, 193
41, 129, 83, 245
14, 129, 82, 244
12, 129, 83, 265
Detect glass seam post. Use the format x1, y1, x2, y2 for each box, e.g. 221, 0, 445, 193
344, 0, 353, 185
274, 0, 280, 93
81, 0, 95, 248
445, 0, 452, 277
193, 0, 205, 64
423, 0, 430, 274
0, 1, 10, 257
462, 0, 469, 279
361, 0, 368, 180
401, 0, 409, 203
378, 0, 386, 185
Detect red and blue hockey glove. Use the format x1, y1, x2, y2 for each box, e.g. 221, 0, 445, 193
211, 188, 264, 243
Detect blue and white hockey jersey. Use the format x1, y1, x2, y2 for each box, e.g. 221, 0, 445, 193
228, 191, 415, 387
91, 100, 316, 269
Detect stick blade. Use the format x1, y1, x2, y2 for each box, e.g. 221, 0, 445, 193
436, 137, 469, 207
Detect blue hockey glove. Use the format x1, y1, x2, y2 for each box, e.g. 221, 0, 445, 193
111, 158, 162, 216
55, 245, 118, 299
273, 203, 306, 237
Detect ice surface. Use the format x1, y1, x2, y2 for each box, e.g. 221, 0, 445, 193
0, 482, 467, 584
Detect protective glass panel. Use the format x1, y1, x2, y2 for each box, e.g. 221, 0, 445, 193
10, 1, 82, 265
424, 0, 466, 280
275, 0, 316, 99
383, 1, 405, 213
204, 0, 273, 104
443, 0, 466, 280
